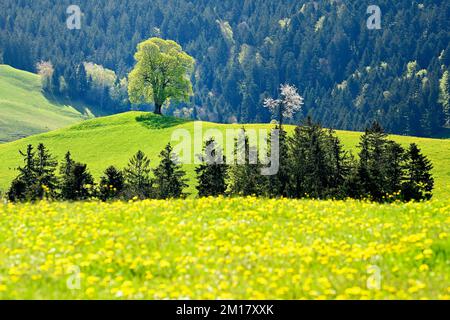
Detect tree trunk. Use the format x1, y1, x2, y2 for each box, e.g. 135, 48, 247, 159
154, 103, 162, 115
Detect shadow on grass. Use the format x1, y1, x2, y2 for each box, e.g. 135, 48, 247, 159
136, 113, 188, 129
42, 91, 109, 117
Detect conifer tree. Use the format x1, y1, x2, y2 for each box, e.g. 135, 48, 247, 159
325, 129, 353, 198
357, 122, 390, 201
33, 143, 58, 199
59, 152, 95, 200
99, 166, 125, 201
265, 127, 291, 198
7, 178, 27, 202
288, 118, 331, 198
19, 144, 37, 189
227, 129, 264, 196
195, 138, 228, 197
60, 152, 75, 199
7, 144, 58, 201
69, 163, 95, 200
402, 143, 434, 201
124, 151, 153, 199
153, 143, 188, 199
384, 141, 405, 198
7, 144, 36, 201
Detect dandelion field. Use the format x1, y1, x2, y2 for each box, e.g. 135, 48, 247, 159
1, 197, 449, 300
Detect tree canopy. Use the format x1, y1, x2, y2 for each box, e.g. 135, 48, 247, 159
128, 38, 195, 114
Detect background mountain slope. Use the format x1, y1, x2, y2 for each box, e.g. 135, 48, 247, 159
0, 65, 90, 142
0, 112, 449, 198
1, 0, 449, 136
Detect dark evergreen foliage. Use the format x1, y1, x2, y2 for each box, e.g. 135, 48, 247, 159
227, 129, 265, 196
123, 151, 153, 199
7, 144, 58, 201
195, 138, 228, 197
5, 128, 435, 203
402, 143, 434, 201
60, 152, 95, 201
153, 143, 189, 199
99, 166, 125, 201
356, 122, 405, 201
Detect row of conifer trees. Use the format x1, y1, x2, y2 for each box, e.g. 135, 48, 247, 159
6, 119, 434, 202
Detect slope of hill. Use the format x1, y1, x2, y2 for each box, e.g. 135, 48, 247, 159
0, 112, 449, 199
0, 65, 89, 143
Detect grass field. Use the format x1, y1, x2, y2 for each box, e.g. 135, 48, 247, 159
0, 198, 449, 299
1, 92, 449, 299
0, 65, 89, 143
0, 111, 449, 199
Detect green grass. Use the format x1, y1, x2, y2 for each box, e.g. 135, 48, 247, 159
0, 65, 89, 143
0, 111, 449, 199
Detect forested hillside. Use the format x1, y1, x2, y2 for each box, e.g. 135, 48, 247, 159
1, 0, 449, 136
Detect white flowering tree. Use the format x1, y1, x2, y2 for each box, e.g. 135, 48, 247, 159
263, 84, 304, 127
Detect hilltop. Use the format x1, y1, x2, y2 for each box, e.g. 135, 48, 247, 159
0, 112, 449, 198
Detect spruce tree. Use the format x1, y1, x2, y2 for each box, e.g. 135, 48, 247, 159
153, 143, 188, 199
59, 152, 95, 200
195, 138, 228, 197
384, 141, 405, 198
124, 151, 153, 199
325, 129, 353, 198
288, 118, 331, 199
287, 123, 308, 198
7, 178, 27, 202
227, 129, 264, 197
402, 143, 434, 201
7, 144, 36, 201
60, 152, 75, 200
33, 143, 58, 199
99, 166, 125, 201
357, 122, 390, 201
7, 144, 57, 201
265, 127, 291, 198
69, 163, 95, 200
19, 144, 37, 190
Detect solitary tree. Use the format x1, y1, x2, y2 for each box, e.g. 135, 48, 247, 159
263, 84, 304, 127
128, 38, 195, 115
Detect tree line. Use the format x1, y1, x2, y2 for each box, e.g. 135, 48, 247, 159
6, 120, 434, 203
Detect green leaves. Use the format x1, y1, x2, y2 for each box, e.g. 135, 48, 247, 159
128, 38, 195, 114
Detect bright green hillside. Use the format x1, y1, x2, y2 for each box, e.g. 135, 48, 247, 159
0, 65, 90, 143
0, 111, 449, 199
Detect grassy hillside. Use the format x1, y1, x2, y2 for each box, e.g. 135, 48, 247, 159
0, 65, 89, 143
0, 111, 449, 199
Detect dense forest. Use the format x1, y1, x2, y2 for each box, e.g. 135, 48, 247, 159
0, 0, 449, 136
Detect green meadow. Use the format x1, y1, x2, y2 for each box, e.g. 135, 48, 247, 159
0, 65, 90, 143
0, 111, 449, 199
